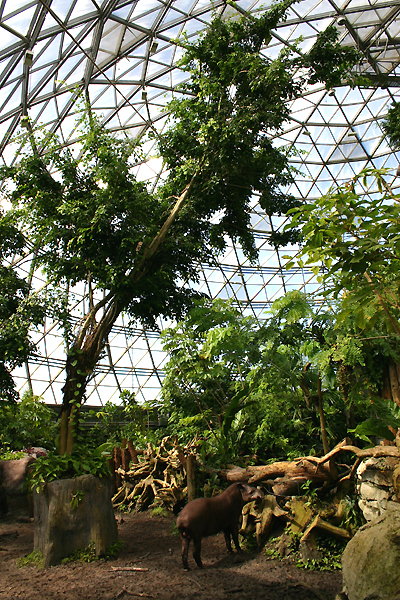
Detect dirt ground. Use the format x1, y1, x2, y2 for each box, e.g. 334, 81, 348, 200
0, 510, 343, 600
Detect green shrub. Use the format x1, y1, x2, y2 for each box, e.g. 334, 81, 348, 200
0, 391, 57, 452
28, 445, 111, 493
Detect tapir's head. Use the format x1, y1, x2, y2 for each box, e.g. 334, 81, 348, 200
238, 483, 264, 504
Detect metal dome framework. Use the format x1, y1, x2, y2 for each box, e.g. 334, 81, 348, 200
2, 0, 400, 405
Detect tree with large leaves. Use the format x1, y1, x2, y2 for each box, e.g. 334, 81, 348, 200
284, 168, 400, 423
0, 2, 359, 454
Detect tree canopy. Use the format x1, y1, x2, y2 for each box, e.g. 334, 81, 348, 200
0, 2, 360, 452
285, 168, 400, 336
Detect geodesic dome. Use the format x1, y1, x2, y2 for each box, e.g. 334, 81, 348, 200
2, 0, 400, 405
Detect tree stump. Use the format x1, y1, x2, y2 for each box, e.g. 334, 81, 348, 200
34, 474, 118, 567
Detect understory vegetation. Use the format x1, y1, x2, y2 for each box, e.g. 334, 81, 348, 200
1, 0, 400, 574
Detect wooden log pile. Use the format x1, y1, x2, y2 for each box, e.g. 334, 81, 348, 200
221, 438, 400, 496
111, 436, 199, 512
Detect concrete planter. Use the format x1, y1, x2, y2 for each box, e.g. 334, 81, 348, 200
34, 474, 118, 567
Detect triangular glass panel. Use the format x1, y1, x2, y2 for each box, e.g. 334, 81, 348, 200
121, 30, 143, 54
0, 29, 20, 52
62, 25, 87, 53
100, 25, 124, 55
160, 8, 182, 28
349, 144, 368, 160
317, 106, 339, 123
326, 162, 342, 178
4, 5, 37, 36
28, 101, 46, 121
309, 0, 333, 15
182, 17, 205, 37
40, 98, 58, 123
3, 84, 21, 113
60, 114, 79, 140
316, 127, 336, 145
367, 97, 389, 117
57, 55, 83, 82
56, 91, 73, 115
92, 86, 115, 108
34, 36, 63, 70
388, 21, 400, 37
132, 12, 160, 30
329, 109, 347, 124
68, 0, 98, 21
3, 0, 34, 15
29, 66, 53, 92
42, 11, 61, 31
149, 46, 175, 67
112, 5, 133, 20
47, 0, 73, 21
341, 103, 362, 122
356, 26, 373, 41
329, 147, 346, 161
313, 17, 332, 32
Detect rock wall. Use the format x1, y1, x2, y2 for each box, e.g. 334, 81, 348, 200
356, 456, 400, 521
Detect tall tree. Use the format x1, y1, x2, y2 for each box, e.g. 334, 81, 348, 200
0, 2, 359, 453
0, 210, 45, 401
285, 168, 400, 415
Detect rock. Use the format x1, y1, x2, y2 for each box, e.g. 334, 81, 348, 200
393, 465, 400, 500
34, 474, 118, 568
356, 457, 400, 521
0, 456, 35, 517
341, 502, 400, 600
0, 456, 34, 496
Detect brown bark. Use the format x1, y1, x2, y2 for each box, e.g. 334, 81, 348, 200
186, 453, 196, 503
389, 361, 400, 409
225, 459, 332, 486
317, 375, 330, 455
127, 441, 142, 465
114, 447, 122, 489
301, 514, 351, 543
222, 439, 399, 495
318, 443, 400, 464
59, 179, 199, 455
121, 448, 130, 472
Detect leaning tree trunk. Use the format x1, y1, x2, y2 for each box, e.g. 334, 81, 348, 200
59, 297, 122, 455
58, 178, 197, 455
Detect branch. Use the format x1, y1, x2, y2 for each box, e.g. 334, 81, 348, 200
75, 290, 115, 349
318, 443, 399, 465
138, 172, 198, 268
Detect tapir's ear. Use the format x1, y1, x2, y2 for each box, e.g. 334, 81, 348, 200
237, 483, 244, 490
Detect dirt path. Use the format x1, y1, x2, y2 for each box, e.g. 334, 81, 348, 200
0, 511, 342, 600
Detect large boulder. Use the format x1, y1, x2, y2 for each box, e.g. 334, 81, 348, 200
0, 456, 35, 517
341, 501, 400, 600
34, 474, 118, 568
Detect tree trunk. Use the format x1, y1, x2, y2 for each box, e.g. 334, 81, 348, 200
317, 374, 330, 455
186, 453, 196, 502
389, 361, 400, 409
58, 178, 197, 455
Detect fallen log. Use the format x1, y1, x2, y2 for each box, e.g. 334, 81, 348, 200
225, 459, 332, 487
224, 439, 400, 492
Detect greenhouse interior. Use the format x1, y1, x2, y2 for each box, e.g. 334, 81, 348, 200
2, 0, 400, 596
1, 0, 398, 406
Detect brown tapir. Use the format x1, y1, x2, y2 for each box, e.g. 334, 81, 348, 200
176, 482, 263, 570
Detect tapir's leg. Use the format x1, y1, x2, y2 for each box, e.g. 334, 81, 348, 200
230, 524, 243, 554
192, 536, 203, 568
180, 533, 191, 570
223, 529, 234, 553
